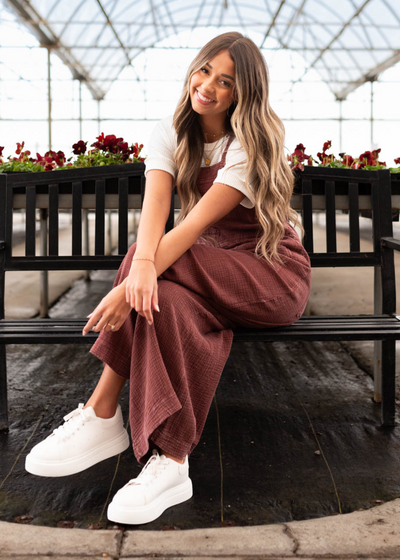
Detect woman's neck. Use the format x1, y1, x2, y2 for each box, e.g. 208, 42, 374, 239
199, 114, 227, 141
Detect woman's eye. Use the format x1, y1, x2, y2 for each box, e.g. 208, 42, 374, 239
221, 80, 231, 87
200, 67, 208, 74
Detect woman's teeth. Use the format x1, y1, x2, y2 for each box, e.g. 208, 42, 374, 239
197, 90, 214, 103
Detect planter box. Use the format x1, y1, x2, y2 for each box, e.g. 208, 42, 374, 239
0, 163, 152, 271
0, 163, 146, 210
293, 166, 399, 218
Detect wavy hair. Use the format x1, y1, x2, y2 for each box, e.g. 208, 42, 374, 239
173, 31, 301, 265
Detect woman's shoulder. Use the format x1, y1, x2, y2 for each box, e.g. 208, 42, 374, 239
154, 114, 175, 136
225, 135, 247, 163
148, 115, 177, 152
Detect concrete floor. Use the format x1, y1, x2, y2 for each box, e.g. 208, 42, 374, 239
1, 215, 400, 530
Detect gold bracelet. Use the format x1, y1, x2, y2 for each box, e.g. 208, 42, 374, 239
132, 258, 155, 264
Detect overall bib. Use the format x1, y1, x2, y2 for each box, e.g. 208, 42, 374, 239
90, 137, 311, 464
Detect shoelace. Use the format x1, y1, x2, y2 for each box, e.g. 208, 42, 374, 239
127, 450, 169, 487
52, 403, 90, 442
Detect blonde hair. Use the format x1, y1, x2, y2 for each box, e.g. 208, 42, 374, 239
173, 31, 301, 265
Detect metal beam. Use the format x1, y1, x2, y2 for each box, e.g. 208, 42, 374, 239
335, 50, 400, 100
3, 0, 106, 100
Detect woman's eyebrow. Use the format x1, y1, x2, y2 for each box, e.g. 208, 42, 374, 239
205, 62, 235, 81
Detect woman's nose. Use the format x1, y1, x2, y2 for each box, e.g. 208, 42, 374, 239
201, 77, 214, 94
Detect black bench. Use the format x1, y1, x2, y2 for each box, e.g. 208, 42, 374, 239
1, 165, 399, 432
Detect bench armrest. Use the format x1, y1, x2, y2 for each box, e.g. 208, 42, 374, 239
381, 237, 400, 251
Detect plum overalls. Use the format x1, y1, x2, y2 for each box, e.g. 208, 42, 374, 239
90, 136, 311, 464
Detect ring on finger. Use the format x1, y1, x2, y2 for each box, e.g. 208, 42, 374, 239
107, 322, 116, 330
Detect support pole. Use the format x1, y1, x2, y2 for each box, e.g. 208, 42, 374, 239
40, 209, 49, 317
97, 100, 101, 135
41, 46, 52, 315
338, 99, 343, 153
79, 80, 83, 139
370, 79, 375, 150
47, 48, 52, 151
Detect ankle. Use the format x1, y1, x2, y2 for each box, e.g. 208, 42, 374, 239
162, 452, 185, 464
84, 400, 117, 419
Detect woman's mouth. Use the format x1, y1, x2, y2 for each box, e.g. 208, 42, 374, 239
195, 89, 215, 105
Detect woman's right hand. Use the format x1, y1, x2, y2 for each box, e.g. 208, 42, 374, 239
125, 260, 160, 325
82, 282, 132, 335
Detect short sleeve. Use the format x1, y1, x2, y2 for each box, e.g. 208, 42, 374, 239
214, 138, 255, 208
144, 115, 178, 179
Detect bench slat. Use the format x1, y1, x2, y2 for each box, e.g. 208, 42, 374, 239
118, 177, 129, 255
48, 184, 59, 256
2, 314, 396, 325
325, 180, 337, 252
301, 178, 313, 253
349, 182, 360, 252
25, 186, 36, 256
2, 316, 400, 345
95, 179, 105, 255
72, 182, 82, 256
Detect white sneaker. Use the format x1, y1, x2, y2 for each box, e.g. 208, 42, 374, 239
25, 403, 130, 477
107, 449, 193, 525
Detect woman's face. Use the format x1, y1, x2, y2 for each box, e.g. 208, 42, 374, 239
189, 49, 236, 119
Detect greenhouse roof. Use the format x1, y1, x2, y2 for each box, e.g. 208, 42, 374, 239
3, 0, 400, 101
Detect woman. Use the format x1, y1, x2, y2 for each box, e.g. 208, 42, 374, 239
25, 32, 311, 525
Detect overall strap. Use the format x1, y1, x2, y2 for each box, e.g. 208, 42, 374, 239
220, 135, 235, 166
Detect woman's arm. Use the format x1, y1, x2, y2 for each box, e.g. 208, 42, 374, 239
82, 169, 173, 335
125, 181, 246, 320
152, 181, 246, 277
83, 181, 245, 334
134, 169, 174, 260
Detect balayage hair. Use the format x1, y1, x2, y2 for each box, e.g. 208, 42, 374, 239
173, 31, 302, 265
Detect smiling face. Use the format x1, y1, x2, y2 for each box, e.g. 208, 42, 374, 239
189, 49, 236, 130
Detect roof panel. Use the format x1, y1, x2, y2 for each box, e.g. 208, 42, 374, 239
2, 0, 400, 101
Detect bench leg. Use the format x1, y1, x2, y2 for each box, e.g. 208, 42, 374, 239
0, 345, 8, 432
374, 340, 382, 403
373, 266, 382, 403
381, 339, 396, 427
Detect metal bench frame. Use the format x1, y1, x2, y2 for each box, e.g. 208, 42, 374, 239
1, 165, 399, 431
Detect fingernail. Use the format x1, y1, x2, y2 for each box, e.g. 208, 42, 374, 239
155, 305, 160, 312
148, 320, 152, 325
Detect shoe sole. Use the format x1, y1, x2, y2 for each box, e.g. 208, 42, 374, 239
25, 429, 130, 477
107, 477, 193, 525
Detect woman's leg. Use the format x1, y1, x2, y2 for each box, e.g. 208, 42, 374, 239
83, 363, 185, 464
84, 364, 127, 419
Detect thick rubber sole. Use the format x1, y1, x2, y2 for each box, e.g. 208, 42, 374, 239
107, 477, 193, 525
25, 429, 130, 477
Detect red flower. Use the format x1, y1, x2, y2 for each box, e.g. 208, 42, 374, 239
394, 157, 400, 165
72, 140, 87, 155
15, 141, 25, 155
289, 143, 311, 171
339, 153, 354, 167
54, 151, 65, 167
0, 146, 4, 157
131, 142, 144, 158
118, 141, 129, 154
358, 150, 374, 166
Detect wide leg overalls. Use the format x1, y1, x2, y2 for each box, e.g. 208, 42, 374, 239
90, 138, 311, 464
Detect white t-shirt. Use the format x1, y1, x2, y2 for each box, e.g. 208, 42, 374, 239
144, 115, 255, 209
